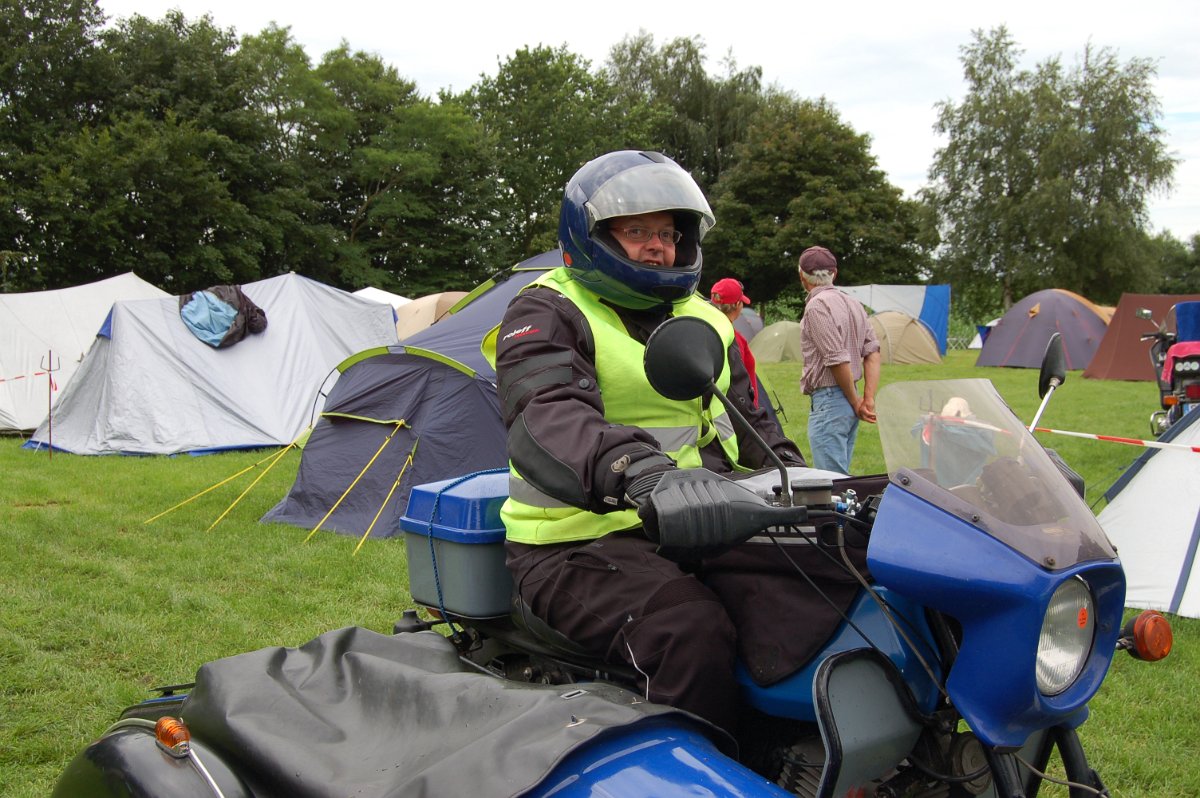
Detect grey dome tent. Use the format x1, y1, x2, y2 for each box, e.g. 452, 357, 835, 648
263, 252, 560, 538
976, 289, 1110, 369
733, 307, 764, 341
23, 273, 398, 455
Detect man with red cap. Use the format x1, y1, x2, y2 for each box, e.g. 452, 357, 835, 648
710, 277, 759, 407
797, 246, 880, 474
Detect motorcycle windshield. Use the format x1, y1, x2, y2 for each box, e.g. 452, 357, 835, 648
876, 379, 1116, 569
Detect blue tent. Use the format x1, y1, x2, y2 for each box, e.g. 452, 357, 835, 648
263, 252, 559, 537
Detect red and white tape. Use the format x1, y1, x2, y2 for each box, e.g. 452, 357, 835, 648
0, 370, 58, 388
1033, 426, 1200, 454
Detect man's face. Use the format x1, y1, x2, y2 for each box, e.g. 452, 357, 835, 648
607, 212, 677, 267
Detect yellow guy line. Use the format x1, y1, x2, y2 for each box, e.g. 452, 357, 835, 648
352, 437, 420, 555
144, 441, 300, 525
304, 420, 407, 543
206, 443, 298, 532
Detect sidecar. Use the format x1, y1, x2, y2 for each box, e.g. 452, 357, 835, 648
53, 625, 803, 798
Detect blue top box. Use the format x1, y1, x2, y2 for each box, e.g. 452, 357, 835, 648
399, 472, 509, 543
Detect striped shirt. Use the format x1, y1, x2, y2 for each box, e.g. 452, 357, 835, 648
800, 285, 880, 395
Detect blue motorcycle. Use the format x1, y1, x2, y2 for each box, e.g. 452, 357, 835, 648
54, 319, 1171, 798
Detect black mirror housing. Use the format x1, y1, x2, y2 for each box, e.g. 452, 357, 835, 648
643, 316, 725, 401
1038, 332, 1067, 399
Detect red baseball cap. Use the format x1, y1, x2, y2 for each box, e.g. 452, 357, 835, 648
711, 278, 750, 305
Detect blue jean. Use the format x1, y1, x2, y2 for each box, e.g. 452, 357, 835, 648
808, 386, 858, 474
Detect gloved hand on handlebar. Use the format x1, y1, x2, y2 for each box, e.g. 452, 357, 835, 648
624, 468, 670, 540
627, 468, 809, 559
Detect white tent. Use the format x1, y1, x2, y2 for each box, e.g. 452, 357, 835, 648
837, 284, 951, 354
1097, 409, 1200, 618
353, 286, 411, 309
25, 273, 398, 455
1, 273, 169, 431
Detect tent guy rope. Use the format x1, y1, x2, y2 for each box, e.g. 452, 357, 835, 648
352, 438, 420, 556
304, 420, 409, 543
143, 433, 306, 525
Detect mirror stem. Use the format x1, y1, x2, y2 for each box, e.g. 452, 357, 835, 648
1028, 380, 1061, 432
707, 382, 793, 506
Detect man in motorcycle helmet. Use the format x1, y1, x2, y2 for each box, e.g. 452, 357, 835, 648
492, 150, 806, 734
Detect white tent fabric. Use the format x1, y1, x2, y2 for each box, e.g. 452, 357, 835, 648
353, 286, 411, 309
25, 273, 398, 455
1097, 409, 1200, 618
838, 285, 929, 319
968, 319, 1000, 349
1, 273, 169, 431
837, 284, 951, 354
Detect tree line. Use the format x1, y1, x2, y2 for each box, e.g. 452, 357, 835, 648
2, 1, 1196, 320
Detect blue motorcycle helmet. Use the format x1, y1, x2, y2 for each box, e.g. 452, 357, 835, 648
559, 150, 715, 310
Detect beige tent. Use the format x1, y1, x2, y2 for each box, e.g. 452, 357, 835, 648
749, 321, 804, 363
869, 311, 941, 365
394, 291, 469, 341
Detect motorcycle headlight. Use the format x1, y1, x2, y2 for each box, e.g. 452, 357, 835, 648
1037, 577, 1095, 695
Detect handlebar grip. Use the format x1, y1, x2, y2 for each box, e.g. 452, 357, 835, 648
649, 469, 809, 553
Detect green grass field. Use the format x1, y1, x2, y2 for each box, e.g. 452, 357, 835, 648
2, 350, 1196, 796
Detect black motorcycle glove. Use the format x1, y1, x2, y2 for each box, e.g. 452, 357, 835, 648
633, 469, 808, 560
624, 469, 670, 540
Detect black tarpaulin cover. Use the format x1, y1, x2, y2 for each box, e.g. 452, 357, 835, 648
180, 626, 715, 797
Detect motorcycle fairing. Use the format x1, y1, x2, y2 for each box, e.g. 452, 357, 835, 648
523, 717, 795, 798
734, 587, 940, 720
868, 481, 1125, 750
811, 648, 927, 798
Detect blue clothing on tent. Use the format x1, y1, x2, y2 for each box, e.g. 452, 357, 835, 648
180, 291, 240, 348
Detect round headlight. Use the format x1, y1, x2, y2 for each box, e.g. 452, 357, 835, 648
1037, 577, 1095, 695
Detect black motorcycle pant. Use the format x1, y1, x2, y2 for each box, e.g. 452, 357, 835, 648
506, 532, 739, 735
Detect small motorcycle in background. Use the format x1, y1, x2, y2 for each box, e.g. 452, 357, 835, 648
1138, 301, 1200, 436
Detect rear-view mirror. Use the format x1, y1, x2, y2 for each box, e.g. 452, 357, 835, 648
644, 316, 725, 401
1038, 332, 1067, 399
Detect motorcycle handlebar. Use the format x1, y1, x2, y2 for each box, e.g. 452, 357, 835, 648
648, 469, 809, 554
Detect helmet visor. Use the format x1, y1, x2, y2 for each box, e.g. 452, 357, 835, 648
585, 162, 715, 239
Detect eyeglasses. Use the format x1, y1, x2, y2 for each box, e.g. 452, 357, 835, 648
612, 226, 683, 245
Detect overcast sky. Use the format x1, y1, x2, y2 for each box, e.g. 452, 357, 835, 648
99, 0, 1200, 243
